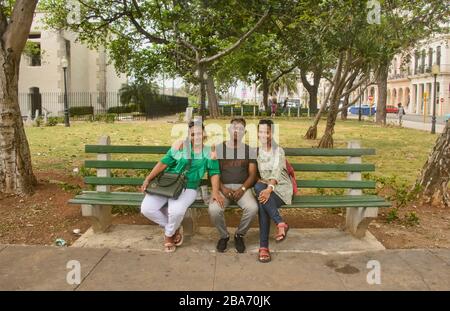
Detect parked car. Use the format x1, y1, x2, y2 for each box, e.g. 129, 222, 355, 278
349, 104, 376, 116
386, 105, 399, 113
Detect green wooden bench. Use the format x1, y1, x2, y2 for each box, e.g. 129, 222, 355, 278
69, 136, 391, 238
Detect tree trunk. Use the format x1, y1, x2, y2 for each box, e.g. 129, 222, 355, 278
0, 51, 37, 195
340, 87, 351, 120
206, 73, 219, 119
0, 0, 38, 195
308, 87, 318, 114
304, 103, 325, 140
376, 63, 388, 124
318, 96, 339, 148
262, 72, 269, 114
414, 122, 450, 207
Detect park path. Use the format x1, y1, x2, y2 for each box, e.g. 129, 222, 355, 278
1, 244, 449, 290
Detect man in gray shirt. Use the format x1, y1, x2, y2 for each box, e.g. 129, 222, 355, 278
209, 118, 258, 253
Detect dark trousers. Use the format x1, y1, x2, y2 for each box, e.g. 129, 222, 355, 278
254, 182, 285, 248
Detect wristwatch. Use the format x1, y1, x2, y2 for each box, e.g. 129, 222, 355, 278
241, 186, 246, 192
268, 184, 275, 191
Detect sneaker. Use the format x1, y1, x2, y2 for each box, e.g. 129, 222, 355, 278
216, 237, 229, 252
234, 234, 246, 253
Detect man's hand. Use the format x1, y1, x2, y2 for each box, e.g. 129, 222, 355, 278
221, 186, 234, 200
258, 188, 272, 205
212, 191, 225, 209
232, 188, 245, 201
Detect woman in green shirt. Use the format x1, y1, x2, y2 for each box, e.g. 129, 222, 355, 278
140, 121, 223, 252
255, 119, 292, 263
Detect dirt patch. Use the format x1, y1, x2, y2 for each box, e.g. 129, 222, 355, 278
1, 171, 449, 249
0, 171, 150, 246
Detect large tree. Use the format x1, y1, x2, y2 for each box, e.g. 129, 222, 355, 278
414, 122, 449, 207
0, 0, 38, 195
42, 0, 272, 119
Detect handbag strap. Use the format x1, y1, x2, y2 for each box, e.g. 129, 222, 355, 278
181, 157, 192, 176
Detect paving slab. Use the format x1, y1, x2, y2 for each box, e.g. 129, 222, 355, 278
0, 245, 108, 290
395, 249, 450, 290
214, 252, 346, 290
429, 248, 450, 266
320, 250, 430, 290
77, 248, 215, 291
72, 225, 385, 254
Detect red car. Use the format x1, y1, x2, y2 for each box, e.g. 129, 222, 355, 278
386, 105, 399, 113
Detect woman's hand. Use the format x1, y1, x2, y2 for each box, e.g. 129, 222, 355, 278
258, 188, 272, 205
140, 179, 150, 193
212, 191, 225, 209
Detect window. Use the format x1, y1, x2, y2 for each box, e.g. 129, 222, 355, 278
28, 42, 41, 66
421, 50, 426, 73
65, 39, 71, 60
436, 46, 441, 66
414, 51, 419, 74
428, 48, 433, 69
26, 33, 41, 67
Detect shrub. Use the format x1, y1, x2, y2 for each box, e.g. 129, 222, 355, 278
386, 208, 399, 223
46, 116, 63, 126
89, 113, 116, 123
404, 212, 419, 226
69, 106, 93, 116
107, 104, 140, 114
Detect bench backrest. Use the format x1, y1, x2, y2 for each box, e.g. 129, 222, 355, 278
83, 139, 376, 192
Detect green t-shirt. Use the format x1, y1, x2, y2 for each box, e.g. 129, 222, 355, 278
160, 144, 220, 189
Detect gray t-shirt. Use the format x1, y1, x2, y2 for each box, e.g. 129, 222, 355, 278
215, 142, 256, 184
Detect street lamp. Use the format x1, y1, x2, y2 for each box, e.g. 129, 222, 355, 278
61, 57, 70, 127
431, 64, 440, 134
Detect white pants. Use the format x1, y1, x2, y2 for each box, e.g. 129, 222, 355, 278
140, 189, 198, 237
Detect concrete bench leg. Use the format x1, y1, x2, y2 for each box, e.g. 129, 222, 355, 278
182, 209, 198, 236
82, 204, 112, 233
345, 140, 378, 238
345, 207, 378, 238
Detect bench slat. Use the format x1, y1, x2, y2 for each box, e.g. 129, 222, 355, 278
84, 177, 376, 189
85, 160, 375, 172
284, 148, 375, 156
297, 180, 376, 189
85, 145, 375, 157
291, 163, 375, 172
69, 197, 390, 208
85, 160, 158, 169
85, 145, 169, 154
75, 191, 386, 203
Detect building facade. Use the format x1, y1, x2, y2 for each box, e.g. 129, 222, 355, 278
19, 12, 127, 117
387, 35, 450, 117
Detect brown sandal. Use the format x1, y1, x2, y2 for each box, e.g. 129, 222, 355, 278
164, 242, 176, 253
258, 248, 271, 263
173, 226, 184, 247
275, 223, 289, 242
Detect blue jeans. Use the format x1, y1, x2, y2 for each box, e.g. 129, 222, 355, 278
254, 182, 285, 248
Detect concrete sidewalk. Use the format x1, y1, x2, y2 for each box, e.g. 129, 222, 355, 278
1, 243, 449, 290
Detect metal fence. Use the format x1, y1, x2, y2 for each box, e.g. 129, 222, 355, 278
18, 91, 188, 120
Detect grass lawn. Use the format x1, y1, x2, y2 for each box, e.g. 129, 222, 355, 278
25, 117, 438, 187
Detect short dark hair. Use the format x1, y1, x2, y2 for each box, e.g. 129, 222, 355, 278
258, 119, 274, 132
188, 120, 205, 129
230, 117, 246, 127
